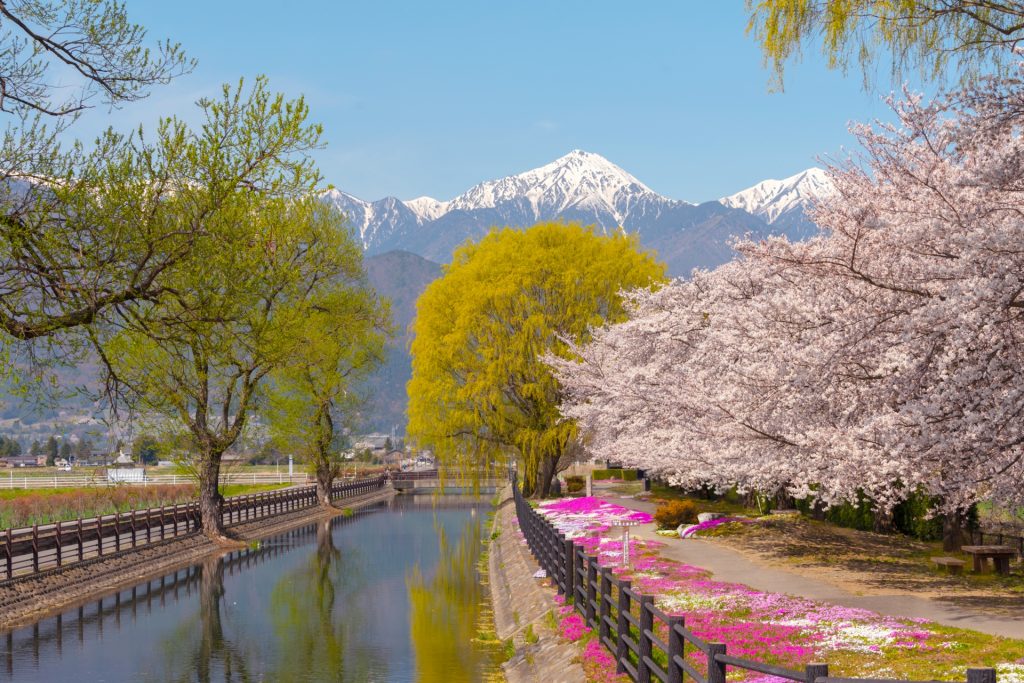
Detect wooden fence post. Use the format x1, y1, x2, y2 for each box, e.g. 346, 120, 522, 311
55, 523, 62, 568
667, 616, 684, 683
967, 669, 996, 683
31, 524, 38, 573
707, 643, 727, 683
599, 567, 612, 643
563, 536, 575, 601
586, 555, 598, 628
114, 514, 121, 553
96, 517, 103, 557
638, 594, 654, 683
5, 528, 12, 579
77, 518, 83, 562
616, 578, 631, 673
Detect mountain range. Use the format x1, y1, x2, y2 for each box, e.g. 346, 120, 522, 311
0, 151, 833, 438
352, 152, 833, 431
325, 150, 832, 277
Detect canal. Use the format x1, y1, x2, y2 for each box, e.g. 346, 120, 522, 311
1, 496, 500, 682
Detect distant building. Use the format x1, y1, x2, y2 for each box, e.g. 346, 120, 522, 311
352, 434, 390, 456
1, 455, 43, 468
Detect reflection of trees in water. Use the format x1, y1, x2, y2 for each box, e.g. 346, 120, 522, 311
149, 556, 254, 683
267, 519, 383, 682
407, 515, 489, 683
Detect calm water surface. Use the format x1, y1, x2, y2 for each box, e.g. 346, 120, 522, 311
1, 496, 497, 682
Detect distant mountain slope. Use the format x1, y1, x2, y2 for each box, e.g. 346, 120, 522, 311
328, 151, 831, 276
719, 167, 833, 240
359, 250, 442, 433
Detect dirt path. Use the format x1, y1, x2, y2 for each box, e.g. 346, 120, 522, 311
598, 488, 1024, 639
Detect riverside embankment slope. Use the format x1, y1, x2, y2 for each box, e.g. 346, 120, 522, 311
0, 485, 394, 630
489, 486, 586, 683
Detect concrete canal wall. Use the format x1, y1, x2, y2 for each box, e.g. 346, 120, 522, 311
488, 487, 586, 683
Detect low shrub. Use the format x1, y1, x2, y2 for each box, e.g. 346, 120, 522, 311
564, 475, 585, 493
653, 499, 699, 529
592, 468, 638, 481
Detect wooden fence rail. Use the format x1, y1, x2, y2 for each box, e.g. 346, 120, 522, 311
0, 475, 386, 582
510, 473, 998, 683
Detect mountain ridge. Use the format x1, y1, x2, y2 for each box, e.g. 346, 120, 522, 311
325, 150, 831, 275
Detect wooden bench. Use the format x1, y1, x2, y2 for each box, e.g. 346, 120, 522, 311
932, 556, 966, 575
962, 545, 1017, 575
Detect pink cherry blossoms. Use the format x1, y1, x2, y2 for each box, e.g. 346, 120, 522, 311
549, 63, 1024, 516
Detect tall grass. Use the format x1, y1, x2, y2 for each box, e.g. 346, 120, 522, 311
0, 485, 198, 529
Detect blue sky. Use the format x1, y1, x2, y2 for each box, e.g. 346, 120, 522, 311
67, 2, 914, 203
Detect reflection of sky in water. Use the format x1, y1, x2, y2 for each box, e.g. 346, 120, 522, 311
0, 497, 491, 683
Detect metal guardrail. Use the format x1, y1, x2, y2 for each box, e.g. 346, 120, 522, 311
510, 473, 998, 683
0, 475, 387, 582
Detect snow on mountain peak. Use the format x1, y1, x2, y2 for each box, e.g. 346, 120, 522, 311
403, 195, 448, 221
445, 149, 664, 223
719, 167, 833, 224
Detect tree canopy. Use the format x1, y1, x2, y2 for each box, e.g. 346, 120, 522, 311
266, 275, 391, 505
553, 63, 1024, 547
407, 222, 666, 497
747, 0, 1024, 88
96, 79, 367, 538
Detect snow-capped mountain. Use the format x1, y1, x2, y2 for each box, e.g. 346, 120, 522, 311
326, 151, 829, 276
719, 167, 833, 239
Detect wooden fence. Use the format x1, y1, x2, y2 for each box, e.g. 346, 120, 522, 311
510, 473, 998, 683
0, 475, 386, 582
0, 471, 315, 490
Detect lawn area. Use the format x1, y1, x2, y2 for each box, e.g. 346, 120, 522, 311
530, 496, 1024, 682
641, 484, 1024, 597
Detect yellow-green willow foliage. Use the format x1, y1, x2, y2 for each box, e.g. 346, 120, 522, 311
747, 0, 1024, 89
407, 222, 666, 497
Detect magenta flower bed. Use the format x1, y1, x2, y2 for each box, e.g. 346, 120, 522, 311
529, 496, 1016, 682
537, 496, 653, 538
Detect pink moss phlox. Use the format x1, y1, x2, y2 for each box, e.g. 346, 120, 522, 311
559, 612, 589, 642
538, 496, 653, 538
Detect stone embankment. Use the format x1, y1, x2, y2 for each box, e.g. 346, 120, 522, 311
488, 487, 586, 683
0, 485, 395, 631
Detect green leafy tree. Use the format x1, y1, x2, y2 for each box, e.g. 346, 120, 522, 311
0, 435, 21, 457
267, 286, 391, 506
407, 222, 666, 497
132, 434, 161, 466
101, 80, 360, 539
45, 435, 58, 466
747, 0, 1024, 89
74, 437, 91, 460
0, 1, 192, 359
59, 440, 71, 460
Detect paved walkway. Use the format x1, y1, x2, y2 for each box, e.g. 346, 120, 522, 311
601, 491, 1024, 640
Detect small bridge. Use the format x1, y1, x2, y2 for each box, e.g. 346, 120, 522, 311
390, 469, 501, 494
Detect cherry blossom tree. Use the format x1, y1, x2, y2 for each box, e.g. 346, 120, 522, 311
554, 64, 1024, 548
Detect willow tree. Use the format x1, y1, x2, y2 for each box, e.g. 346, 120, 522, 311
407, 222, 665, 497
747, 0, 1024, 88
266, 284, 391, 507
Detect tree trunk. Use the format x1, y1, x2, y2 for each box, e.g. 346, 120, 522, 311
533, 453, 558, 499
198, 451, 228, 540
872, 507, 894, 533
316, 470, 333, 507
942, 509, 970, 552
